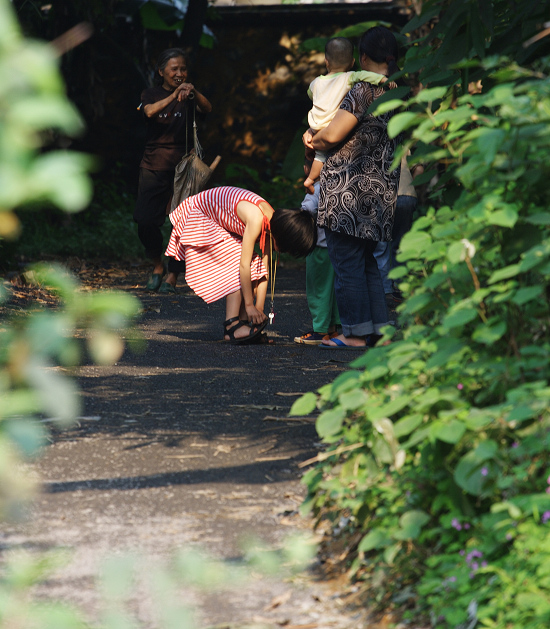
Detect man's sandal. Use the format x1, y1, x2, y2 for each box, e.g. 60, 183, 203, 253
223, 317, 268, 345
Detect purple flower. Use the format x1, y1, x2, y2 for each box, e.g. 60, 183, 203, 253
512, 441, 519, 448
542, 511, 550, 524
452, 518, 462, 530
460, 550, 465, 556
457, 383, 464, 390
464, 523, 471, 530
481, 467, 489, 476
466, 550, 483, 563
481, 561, 488, 568
449, 576, 457, 582
506, 533, 513, 541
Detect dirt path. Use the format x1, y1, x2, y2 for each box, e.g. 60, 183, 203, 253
2, 261, 379, 629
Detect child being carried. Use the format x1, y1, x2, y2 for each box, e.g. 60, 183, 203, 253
304, 36, 397, 193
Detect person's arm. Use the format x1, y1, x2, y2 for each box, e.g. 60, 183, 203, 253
349, 70, 386, 87
190, 86, 212, 114
254, 250, 269, 313
143, 83, 211, 118
239, 212, 267, 325
307, 108, 359, 152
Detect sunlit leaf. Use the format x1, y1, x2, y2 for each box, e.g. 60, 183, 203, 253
289, 392, 317, 416
316, 408, 346, 438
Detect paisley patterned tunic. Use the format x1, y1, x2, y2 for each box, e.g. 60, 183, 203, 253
317, 82, 400, 242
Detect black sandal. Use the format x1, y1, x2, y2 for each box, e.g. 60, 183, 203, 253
223, 317, 268, 345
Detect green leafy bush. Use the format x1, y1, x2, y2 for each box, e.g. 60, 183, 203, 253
292, 2, 550, 625
0, 0, 140, 517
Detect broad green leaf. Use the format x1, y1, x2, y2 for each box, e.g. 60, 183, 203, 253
289, 392, 317, 416
491, 501, 523, 519
384, 543, 401, 565
361, 364, 389, 382
388, 112, 419, 138
447, 240, 474, 264
25, 359, 80, 425
506, 405, 535, 423
472, 319, 507, 345
525, 213, 550, 226
139, 2, 184, 30
338, 388, 369, 411
370, 395, 412, 421
388, 352, 418, 373
399, 230, 432, 259
393, 414, 423, 438
87, 329, 124, 366
400, 510, 430, 531
3, 419, 47, 457
426, 339, 465, 369
85, 291, 141, 318
9, 96, 84, 134
434, 419, 466, 444
402, 292, 434, 315
358, 529, 390, 552
488, 264, 521, 284
442, 306, 478, 329
519, 244, 550, 272
369, 87, 411, 117
454, 440, 498, 496
316, 408, 346, 438
372, 98, 408, 116
414, 86, 448, 103
488, 206, 518, 228
401, 5, 441, 34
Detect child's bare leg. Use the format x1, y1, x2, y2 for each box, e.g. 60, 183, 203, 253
304, 159, 323, 193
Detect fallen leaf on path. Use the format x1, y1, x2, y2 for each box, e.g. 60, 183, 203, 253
275, 392, 306, 397
262, 415, 316, 423
257, 443, 276, 455
231, 404, 288, 411
263, 590, 292, 611
213, 444, 234, 456
255, 455, 290, 462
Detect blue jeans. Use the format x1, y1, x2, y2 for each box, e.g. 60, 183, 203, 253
325, 229, 390, 337
374, 195, 417, 293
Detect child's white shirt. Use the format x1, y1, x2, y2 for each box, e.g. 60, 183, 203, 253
307, 70, 386, 130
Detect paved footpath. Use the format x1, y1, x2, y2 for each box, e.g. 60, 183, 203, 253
2, 262, 385, 629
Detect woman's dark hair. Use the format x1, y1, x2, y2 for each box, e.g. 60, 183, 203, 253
153, 48, 187, 86
358, 26, 400, 78
270, 208, 316, 258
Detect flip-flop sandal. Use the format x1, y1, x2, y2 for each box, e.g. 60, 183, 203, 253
319, 338, 367, 350
223, 317, 268, 345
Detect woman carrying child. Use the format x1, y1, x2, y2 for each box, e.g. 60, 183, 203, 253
303, 26, 402, 350
166, 186, 316, 344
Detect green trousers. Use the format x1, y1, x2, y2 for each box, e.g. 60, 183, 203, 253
306, 246, 340, 333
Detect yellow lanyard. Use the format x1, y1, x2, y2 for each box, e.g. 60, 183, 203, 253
269, 233, 278, 324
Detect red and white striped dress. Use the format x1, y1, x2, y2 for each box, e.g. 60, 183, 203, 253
165, 186, 271, 304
